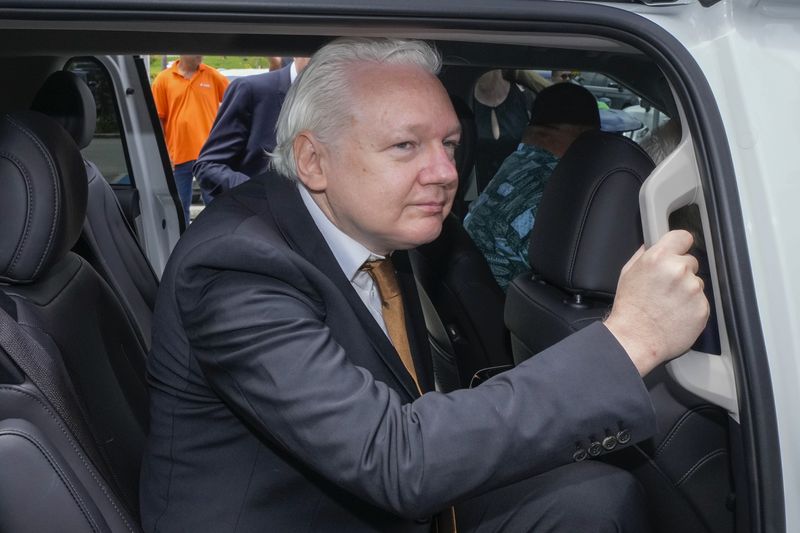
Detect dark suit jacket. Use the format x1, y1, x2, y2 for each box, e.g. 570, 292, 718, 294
193, 66, 291, 198
139, 174, 657, 532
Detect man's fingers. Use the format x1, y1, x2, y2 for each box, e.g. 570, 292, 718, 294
653, 229, 694, 256
680, 253, 700, 276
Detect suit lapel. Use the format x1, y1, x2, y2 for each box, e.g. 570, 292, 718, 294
263, 177, 423, 400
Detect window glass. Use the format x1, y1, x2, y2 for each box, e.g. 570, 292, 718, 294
65, 57, 133, 185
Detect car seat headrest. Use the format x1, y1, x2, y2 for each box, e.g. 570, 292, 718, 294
30, 70, 96, 150
0, 111, 88, 284
528, 130, 654, 297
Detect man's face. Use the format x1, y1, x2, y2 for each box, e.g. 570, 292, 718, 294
551, 70, 574, 83
310, 63, 460, 254
179, 55, 202, 69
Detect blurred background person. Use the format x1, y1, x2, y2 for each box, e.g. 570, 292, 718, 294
152, 54, 229, 223
194, 57, 310, 199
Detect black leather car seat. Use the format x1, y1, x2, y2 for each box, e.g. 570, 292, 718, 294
30, 70, 158, 350
409, 95, 513, 391
504, 130, 734, 533
505, 129, 653, 359
0, 111, 149, 523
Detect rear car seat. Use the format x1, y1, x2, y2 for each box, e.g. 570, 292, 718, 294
505, 129, 734, 533
31, 70, 159, 351
0, 111, 149, 526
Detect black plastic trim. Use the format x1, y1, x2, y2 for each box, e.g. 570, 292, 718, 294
133, 55, 186, 233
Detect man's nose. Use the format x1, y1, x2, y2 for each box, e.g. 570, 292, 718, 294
421, 145, 458, 185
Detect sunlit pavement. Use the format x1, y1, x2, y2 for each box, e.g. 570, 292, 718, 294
190, 204, 205, 222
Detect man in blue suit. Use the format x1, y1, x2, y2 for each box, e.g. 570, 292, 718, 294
193, 57, 309, 199
141, 38, 709, 532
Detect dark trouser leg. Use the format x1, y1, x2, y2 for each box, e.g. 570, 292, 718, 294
173, 160, 194, 224
456, 461, 651, 533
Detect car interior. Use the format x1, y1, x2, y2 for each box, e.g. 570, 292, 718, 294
0, 13, 753, 533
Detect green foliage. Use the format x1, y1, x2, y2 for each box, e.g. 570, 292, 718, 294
149, 55, 274, 80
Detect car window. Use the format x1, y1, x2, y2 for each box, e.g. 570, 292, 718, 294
65, 57, 134, 186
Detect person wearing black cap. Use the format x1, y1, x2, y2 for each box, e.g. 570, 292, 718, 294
464, 82, 601, 290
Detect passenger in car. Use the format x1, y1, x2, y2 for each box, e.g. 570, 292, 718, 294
464, 82, 601, 290
140, 37, 709, 533
472, 69, 534, 191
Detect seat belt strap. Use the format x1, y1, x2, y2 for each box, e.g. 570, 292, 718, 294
0, 290, 114, 488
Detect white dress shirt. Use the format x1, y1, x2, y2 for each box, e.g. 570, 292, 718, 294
298, 184, 389, 336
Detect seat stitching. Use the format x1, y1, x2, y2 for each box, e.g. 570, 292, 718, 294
0, 151, 34, 277
5, 115, 61, 279
0, 427, 102, 532
0, 385, 136, 532
654, 405, 721, 458
675, 448, 727, 487
18, 314, 140, 507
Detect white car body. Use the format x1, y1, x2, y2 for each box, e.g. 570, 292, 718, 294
616, 0, 799, 525
0, 0, 794, 530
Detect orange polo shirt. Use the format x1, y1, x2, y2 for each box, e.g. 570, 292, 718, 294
152, 61, 229, 166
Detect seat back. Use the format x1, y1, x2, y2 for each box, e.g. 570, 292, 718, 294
504, 130, 734, 533
505, 129, 652, 360
31, 70, 158, 350
0, 292, 141, 532
0, 111, 148, 523
409, 95, 512, 391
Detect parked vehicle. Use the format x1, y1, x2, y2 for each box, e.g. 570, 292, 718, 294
0, 1, 794, 532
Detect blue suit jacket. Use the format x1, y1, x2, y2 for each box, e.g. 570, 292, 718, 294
193, 65, 291, 197
140, 174, 656, 532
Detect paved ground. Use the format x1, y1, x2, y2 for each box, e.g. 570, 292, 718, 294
190, 204, 206, 221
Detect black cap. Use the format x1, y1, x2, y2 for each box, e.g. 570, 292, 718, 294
529, 83, 601, 129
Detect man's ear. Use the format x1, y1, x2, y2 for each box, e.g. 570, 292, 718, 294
294, 132, 327, 192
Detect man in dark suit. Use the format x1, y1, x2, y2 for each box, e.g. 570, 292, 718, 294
192, 57, 309, 199
140, 38, 709, 532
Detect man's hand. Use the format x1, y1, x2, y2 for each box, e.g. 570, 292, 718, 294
604, 230, 710, 376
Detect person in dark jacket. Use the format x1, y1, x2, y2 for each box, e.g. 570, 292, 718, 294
141, 37, 709, 532
193, 57, 309, 199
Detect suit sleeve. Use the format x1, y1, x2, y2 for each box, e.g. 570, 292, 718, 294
176, 242, 657, 519
193, 77, 253, 197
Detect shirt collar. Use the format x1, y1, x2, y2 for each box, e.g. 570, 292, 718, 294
298, 183, 384, 281
290, 62, 298, 83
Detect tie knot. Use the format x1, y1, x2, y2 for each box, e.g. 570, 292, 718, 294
361, 258, 400, 304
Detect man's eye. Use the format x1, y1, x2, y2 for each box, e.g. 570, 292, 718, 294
393, 141, 414, 150
444, 140, 460, 151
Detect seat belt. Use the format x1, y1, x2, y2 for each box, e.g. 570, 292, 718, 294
0, 290, 117, 493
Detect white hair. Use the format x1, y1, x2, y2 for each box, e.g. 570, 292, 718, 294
270, 37, 442, 180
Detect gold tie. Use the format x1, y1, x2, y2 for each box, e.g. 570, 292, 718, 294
361, 258, 422, 394
362, 259, 457, 533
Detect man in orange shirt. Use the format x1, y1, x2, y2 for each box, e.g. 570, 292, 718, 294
152, 55, 229, 223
